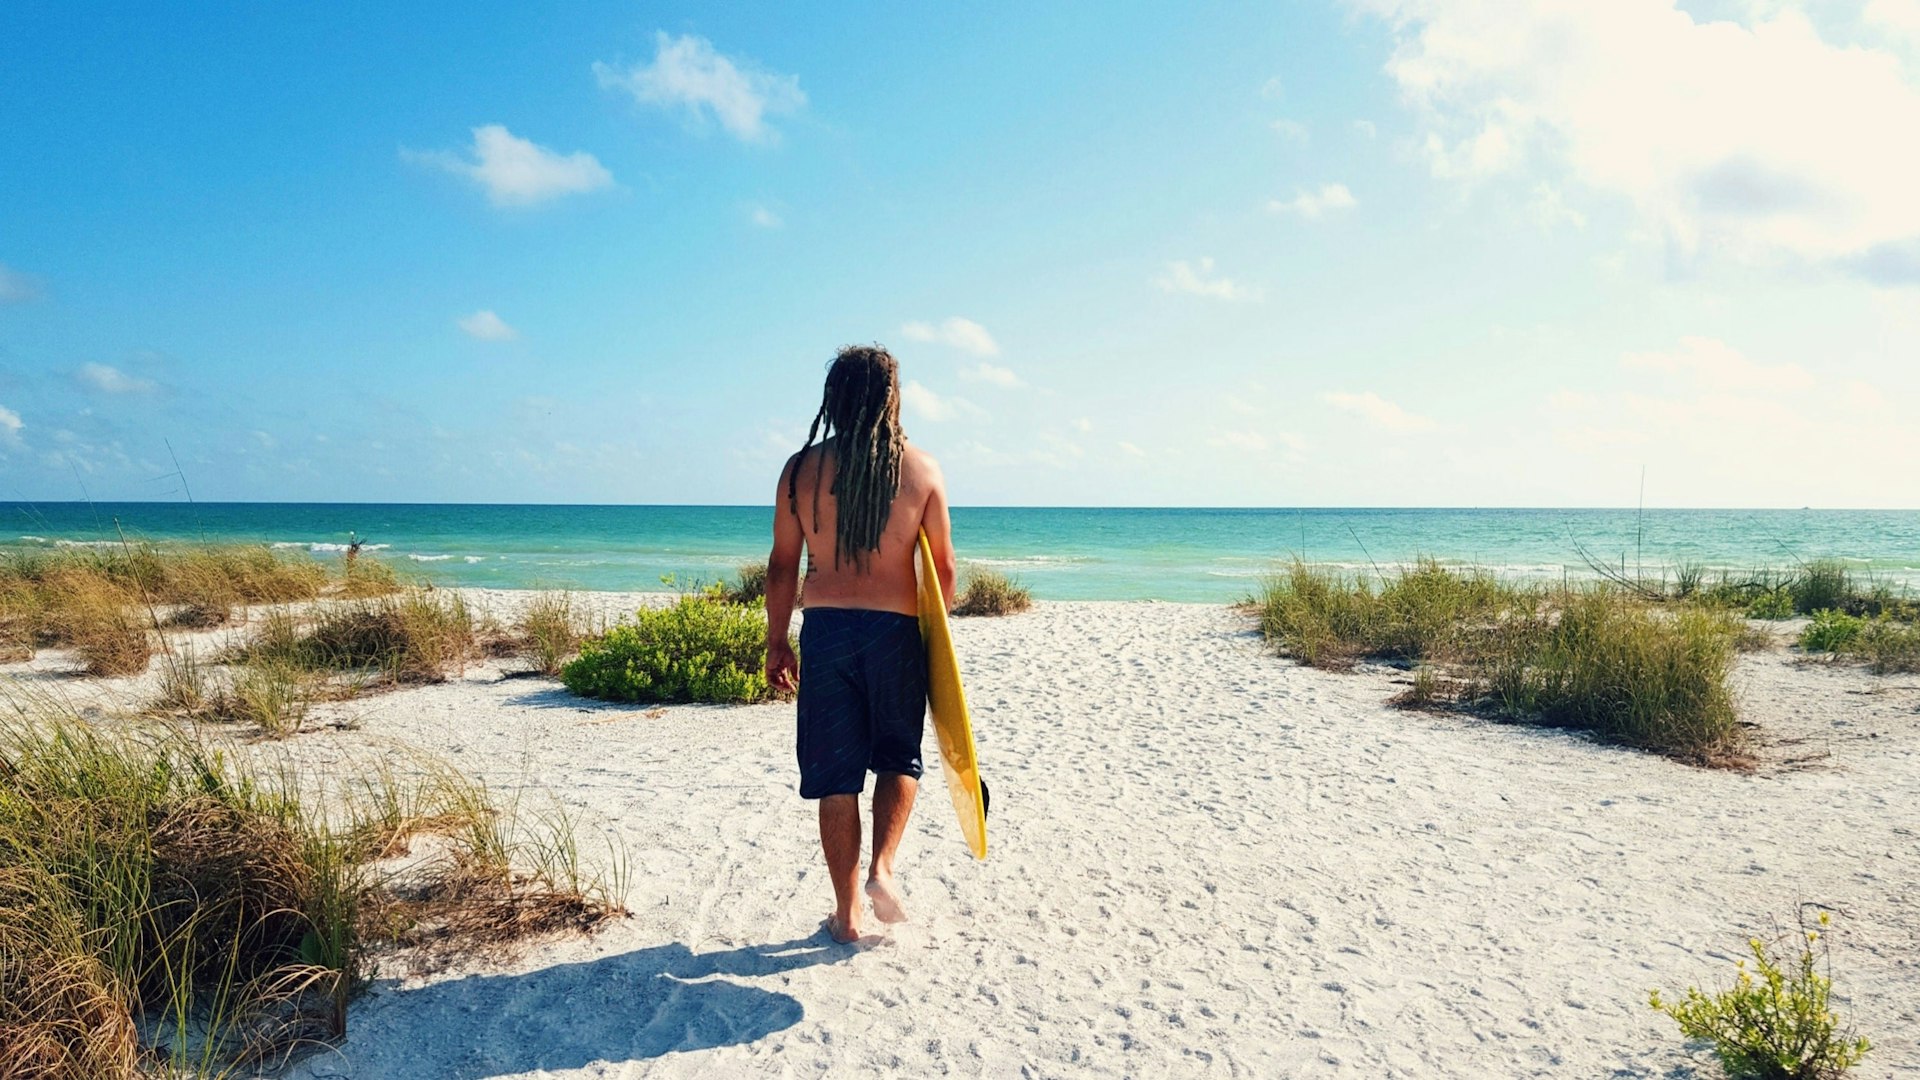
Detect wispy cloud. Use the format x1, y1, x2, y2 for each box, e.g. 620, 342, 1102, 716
900, 316, 1000, 357
747, 203, 783, 228
1209, 429, 1306, 454
76, 362, 157, 395
0, 263, 43, 304
1269, 183, 1356, 218
1117, 440, 1146, 458
900, 380, 985, 423
1155, 257, 1261, 301
594, 32, 805, 144
1270, 118, 1309, 141
1621, 335, 1811, 394
1323, 390, 1437, 432
959, 362, 1023, 388
0, 404, 22, 447
1353, 119, 1377, 139
405, 125, 613, 206
457, 310, 519, 341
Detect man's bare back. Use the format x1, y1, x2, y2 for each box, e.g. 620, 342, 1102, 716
775, 439, 954, 617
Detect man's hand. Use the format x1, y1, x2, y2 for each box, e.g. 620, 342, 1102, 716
766, 636, 798, 694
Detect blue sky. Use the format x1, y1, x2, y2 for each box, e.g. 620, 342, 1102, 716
3, 1, 1918, 508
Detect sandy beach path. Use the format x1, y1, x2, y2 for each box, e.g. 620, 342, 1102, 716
241, 597, 1919, 1078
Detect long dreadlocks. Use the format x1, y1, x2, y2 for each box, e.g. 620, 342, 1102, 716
788, 345, 906, 570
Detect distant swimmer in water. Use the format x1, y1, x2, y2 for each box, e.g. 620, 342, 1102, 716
765, 344, 956, 944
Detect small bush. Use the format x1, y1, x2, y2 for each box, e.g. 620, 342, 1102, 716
70, 607, 153, 677
1799, 610, 1865, 653
708, 562, 770, 605
1790, 561, 1853, 616
1650, 910, 1870, 1080
953, 565, 1034, 617
1748, 590, 1795, 620
338, 555, 399, 598
1854, 618, 1920, 674
1483, 593, 1740, 759
562, 595, 779, 704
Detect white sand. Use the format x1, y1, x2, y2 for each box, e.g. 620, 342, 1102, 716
8, 592, 1918, 1077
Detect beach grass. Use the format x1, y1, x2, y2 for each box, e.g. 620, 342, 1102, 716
243, 589, 476, 687
0, 699, 625, 1076
1255, 561, 1744, 761
953, 564, 1033, 617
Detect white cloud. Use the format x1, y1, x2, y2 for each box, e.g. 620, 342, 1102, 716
960, 361, 1023, 388
0, 263, 43, 304
1072, 417, 1093, 433
594, 32, 805, 144
77, 362, 156, 394
457, 309, 519, 341
1117, 440, 1146, 457
900, 380, 985, 423
1270, 118, 1310, 141
1268, 183, 1357, 218
1865, 0, 1920, 46
1621, 335, 1814, 394
1353, 119, 1378, 139
252, 430, 277, 450
900, 316, 1000, 357
1209, 429, 1307, 454
1353, 0, 1920, 283
748, 203, 783, 228
0, 404, 21, 446
1323, 390, 1438, 431
1155, 257, 1261, 300
407, 125, 613, 206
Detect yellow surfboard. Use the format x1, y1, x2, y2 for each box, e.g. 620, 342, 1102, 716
916, 530, 987, 860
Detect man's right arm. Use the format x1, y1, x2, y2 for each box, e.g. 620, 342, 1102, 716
765, 454, 804, 691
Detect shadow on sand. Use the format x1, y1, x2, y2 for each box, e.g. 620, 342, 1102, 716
324, 934, 843, 1078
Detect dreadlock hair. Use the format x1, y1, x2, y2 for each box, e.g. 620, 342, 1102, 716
788, 344, 906, 570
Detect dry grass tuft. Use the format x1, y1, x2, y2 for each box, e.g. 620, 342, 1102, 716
245, 590, 475, 686
953, 565, 1034, 617
0, 703, 626, 1074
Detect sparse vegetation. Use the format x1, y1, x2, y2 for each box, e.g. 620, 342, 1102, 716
510, 591, 591, 677
562, 595, 782, 704
1254, 560, 1744, 761
710, 562, 771, 606
1650, 910, 1870, 1080
953, 564, 1033, 617
0, 702, 625, 1077
244, 589, 476, 686
1799, 610, 1866, 654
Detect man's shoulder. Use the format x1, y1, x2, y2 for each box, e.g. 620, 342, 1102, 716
902, 443, 943, 478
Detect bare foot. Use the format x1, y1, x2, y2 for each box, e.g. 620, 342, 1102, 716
826, 912, 861, 944
865, 875, 909, 924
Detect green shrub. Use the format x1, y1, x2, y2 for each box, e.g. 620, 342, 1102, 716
1790, 561, 1853, 615
1748, 590, 1795, 620
1650, 910, 1870, 1080
562, 595, 780, 704
1482, 593, 1740, 759
1799, 610, 1865, 653
953, 565, 1034, 617
1855, 617, 1920, 674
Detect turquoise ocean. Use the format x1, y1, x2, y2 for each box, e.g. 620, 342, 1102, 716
4, 503, 1917, 603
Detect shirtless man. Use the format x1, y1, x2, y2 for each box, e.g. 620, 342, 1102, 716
764, 345, 955, 944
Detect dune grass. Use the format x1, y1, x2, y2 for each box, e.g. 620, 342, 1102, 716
243, 589, 476, 687
953, 564, 1033, 617
0, 543, 397, 676
1255, 560, 1744, 762
0, 700, 625, 1076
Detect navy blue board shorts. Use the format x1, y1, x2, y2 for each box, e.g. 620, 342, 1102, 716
796, 608, 929, 799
